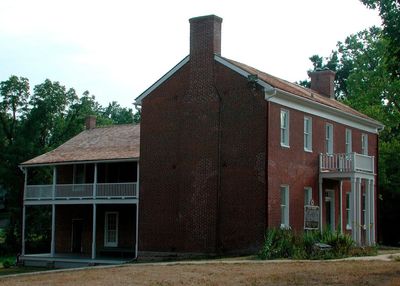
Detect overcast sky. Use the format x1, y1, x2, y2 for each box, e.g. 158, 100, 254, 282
0, 0, 382, 108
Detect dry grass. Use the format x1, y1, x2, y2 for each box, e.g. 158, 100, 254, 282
0, 260, 400, 286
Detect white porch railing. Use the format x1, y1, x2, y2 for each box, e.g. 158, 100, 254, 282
319, 153, 374, 174
25, 182, 137, 200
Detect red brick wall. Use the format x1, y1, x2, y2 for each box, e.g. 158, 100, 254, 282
267, 102, 378, 232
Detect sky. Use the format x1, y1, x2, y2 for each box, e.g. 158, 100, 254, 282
0, 0, 382, 108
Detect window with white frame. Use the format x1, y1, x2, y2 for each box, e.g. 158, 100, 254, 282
325, 123, 333, 154
280, 185, 289, 228
280, 109, 289, 147
346, 193, 351, 230
304, 187, 312, 206
304, 117, 312, 152
345, 129, 352, 154
104, 212, 118, 247
361, 134, 368, 155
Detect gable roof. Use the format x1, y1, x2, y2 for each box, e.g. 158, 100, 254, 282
21, 124, 140, 167
218, 56, 374, 121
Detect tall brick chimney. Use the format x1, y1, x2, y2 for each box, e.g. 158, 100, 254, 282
189, 15, 222, 58
85, 115, 96, 130
308, 70, 336, 99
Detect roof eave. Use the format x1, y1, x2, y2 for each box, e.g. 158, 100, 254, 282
19, 157, 139, 168
135, 56, 190, 105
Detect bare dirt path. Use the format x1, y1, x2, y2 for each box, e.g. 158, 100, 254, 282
1, 258, 400, 286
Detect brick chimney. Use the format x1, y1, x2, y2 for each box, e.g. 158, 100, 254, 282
308, 70, 336, 99
85, 115, 96, 130
189, 15, 222, 58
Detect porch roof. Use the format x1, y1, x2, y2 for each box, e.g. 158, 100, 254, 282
21, 124, 140, 166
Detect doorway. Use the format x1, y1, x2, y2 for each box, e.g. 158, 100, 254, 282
325, 190, 335, 231
71, 219, 83, 253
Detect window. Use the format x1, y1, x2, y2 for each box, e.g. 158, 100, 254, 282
280, 185, 289, 228
361, 134, 368, 155
346, 193, 351, 230
104, 212, 118, 247
325, 123, 333, 154
304, 117, 312, 152
280, 109, 289, 147
345, 129, 352, 154
304, 187, 312, 206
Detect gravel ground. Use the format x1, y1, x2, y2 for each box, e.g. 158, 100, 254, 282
0, 256, 400, 286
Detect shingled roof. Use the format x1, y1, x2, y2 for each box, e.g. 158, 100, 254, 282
219, 56, 380, 123
21, 124, 140, 166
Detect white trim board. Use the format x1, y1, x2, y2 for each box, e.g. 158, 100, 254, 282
135, 56, 190, 104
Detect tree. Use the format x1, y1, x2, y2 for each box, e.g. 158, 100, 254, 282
361, 0, 400, 78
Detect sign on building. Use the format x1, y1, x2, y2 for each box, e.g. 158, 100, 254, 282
304, 201, 319, 230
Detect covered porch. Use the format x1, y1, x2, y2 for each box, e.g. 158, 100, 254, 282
319, 152, 376, 246
20, 160, 139, 267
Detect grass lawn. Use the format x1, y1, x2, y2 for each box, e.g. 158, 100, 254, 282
0, 260, 399, 285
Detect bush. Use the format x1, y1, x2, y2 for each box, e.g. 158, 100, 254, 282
2, 260, 12, 268
259, 228, 356, 260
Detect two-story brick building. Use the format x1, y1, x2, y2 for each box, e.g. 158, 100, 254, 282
20, 15, 383, 267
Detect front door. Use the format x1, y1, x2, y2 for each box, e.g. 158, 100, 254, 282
71, 219, 83, 253
325, 190, 335, 231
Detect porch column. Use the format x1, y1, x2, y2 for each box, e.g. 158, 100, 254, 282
319, 177, 323, 233
352, 177, 362, 245
51, 167, 56, 257
365, 178, 371, 246
22, 168, 27, 256
370, 179, 376, 245
350, 176, 357, 242
91, 163, 97, 260
135, 162, 139, 259
339, 181, 343, 234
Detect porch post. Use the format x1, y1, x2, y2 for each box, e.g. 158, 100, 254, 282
355, 177, 362, 245
319, 177, 323, 233
51, 167, 56, 257
91, 163, 97, 260
339, 180, 343, 234
22, 168, 27, 256
370, 179, 375, 245
350, 176, 356, 242
365, 179, 371, 246
135, 161, 139, 259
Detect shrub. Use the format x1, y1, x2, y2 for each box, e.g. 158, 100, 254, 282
259, 228, 295, 259
2, 260, 12, 268
259, 228, 356, 260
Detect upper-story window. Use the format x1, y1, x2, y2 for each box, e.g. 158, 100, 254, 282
280, 109, 289, 147
361, 133, 368, 155
304, 116, 312, 152
325, 123, 333, 154
345, 129, 352, 154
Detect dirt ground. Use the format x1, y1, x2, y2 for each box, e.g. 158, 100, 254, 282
1, 259, 400, 286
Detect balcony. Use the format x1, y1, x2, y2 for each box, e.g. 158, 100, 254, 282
319, 153, 374, 174
24, 182, 137, 202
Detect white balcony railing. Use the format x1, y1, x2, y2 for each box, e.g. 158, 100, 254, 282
25, 182, 137, 201
320, 153, 374, 174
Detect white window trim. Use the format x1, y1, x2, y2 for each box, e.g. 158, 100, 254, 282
304, 116, 312, 152
280, 109, 290, 148
304, 187, 312, 206
325, 123, 333, 154
361, 133, 368, 155
104, 211, 119, 247
345, 129, 352, 154
280, 185, 290, 229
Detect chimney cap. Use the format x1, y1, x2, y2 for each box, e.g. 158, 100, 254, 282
189, 14, 223, 24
